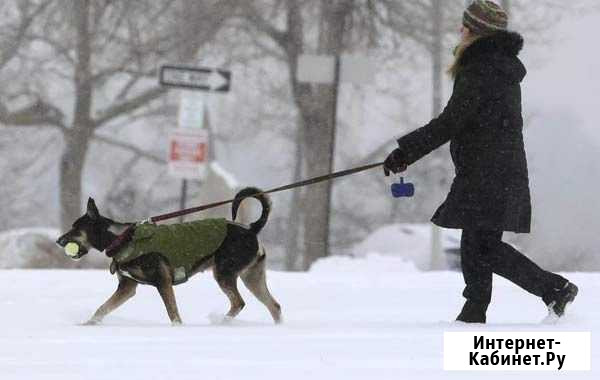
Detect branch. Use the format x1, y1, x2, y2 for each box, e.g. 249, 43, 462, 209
93, 133, 166, 164
0, 0, 53, 69
237, 2, 289, 49
0, 98, 65, 129
93, 86, 167, 128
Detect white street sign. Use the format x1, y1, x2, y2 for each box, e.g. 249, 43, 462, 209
297, 53, 375, 85
168, 129, 209, 180
178, 93, 205, 129
297, 54, 336, 84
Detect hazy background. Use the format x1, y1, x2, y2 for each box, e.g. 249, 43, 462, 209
0, 0, 598, 271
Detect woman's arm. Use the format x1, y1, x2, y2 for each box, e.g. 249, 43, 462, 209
396, 66, 489, 165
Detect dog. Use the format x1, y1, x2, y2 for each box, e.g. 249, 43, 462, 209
56, 187, 281, 325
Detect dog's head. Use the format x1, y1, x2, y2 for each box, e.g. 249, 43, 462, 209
56, 198, 112, 260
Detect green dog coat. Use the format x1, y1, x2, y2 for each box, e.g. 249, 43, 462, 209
112, 218, 228, 284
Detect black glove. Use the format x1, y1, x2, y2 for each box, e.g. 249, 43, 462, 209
383, 148, 407, 176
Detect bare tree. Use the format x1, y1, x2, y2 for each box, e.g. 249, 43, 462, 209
237, 0, 457, 269
235, 0, 588, 269
0, 0, 235, 230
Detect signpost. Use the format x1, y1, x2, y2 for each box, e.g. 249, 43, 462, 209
159, 64, 231, 221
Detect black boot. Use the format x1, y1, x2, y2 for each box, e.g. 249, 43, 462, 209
543, 281, 578, 318
456, 300, 488, 323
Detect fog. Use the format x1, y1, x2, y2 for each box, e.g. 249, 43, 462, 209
0, 0, 598, 271
516, 12, 600, 270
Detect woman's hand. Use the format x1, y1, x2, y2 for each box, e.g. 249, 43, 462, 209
383, 148, 408, 176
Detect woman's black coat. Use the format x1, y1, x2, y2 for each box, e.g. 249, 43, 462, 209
397, 31, 531, 233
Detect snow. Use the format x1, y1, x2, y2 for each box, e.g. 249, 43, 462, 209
0, 228, 59, 268
0, 228, 58, 246
0, 228, 108, 269
210, 161, 239, 189
352, 224, 462, 270
524, 12, 600, 147
0, 263, 597, 379
517, 12, 600, 270
310, 253, 418, 274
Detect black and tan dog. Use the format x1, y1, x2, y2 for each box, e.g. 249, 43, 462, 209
56, 188, 281, 325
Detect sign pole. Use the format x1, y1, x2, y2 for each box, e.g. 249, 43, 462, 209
324, 55, 341, 256
194, 96, 211, 218
179, 179, 188, 223
160, 64, 229, 223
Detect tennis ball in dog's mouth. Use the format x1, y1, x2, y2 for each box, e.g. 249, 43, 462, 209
64, 242, 80, 257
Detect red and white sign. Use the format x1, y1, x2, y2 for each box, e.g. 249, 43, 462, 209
168, 129, 209, 179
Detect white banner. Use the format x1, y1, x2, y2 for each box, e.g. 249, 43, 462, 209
444, 332, 591, 371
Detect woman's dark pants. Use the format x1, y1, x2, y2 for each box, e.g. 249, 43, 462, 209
460, 229, 566, 304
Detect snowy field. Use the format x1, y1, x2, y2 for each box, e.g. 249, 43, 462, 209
0, 257, 597, 379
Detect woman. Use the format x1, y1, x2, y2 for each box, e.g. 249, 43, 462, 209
383, 0, 577, 323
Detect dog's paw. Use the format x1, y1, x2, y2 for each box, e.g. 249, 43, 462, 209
81, 319, 101, 326
208, 312, 234, 325
171, 319, 183, 327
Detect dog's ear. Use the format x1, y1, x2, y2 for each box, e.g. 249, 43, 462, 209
87, 197, 100, 219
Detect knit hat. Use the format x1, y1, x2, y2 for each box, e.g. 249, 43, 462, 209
463, 0, 508, 35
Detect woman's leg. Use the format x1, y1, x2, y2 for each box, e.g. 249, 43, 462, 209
457, 228, 492, 322
478, 230, 567, 297
460, 228, 493, 304
458, 228, 575, 322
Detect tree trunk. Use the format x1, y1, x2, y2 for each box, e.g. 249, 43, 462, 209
59, 130, 91, 231
60, 0, 93, 230
284, 115, 304, 271
297, 1, 350, 270
300, 110, 335, 270
277, 0, 352, 270
429, 0, 447, 270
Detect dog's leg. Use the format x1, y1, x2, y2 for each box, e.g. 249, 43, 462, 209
214, 269, 245, 320
241, 254, 282, 324
156, 260, 183, 325
85, 275, 137, 325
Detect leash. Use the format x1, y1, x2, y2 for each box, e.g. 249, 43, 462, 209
105, 161, 384, 256
106, 162, 383, 257
151, 161, 384, 222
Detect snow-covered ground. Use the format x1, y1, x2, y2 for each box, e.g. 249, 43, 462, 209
0, 257, 597, 379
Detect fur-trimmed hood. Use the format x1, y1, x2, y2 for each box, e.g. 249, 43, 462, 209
459, 31, 526, 83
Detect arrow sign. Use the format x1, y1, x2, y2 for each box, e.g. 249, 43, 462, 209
160, 65, 231, 92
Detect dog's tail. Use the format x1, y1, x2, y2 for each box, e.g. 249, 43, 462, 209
232, 187, 271, 235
